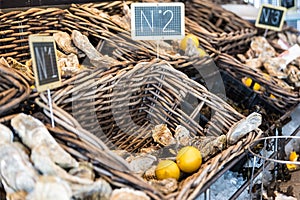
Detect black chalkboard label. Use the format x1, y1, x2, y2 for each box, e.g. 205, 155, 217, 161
255, 4, 287, 31
280, 0, 296, 9
29, 36, 61, 92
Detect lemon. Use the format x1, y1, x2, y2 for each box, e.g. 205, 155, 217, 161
180, 34, 199, 51
155, 160, 180, 180
242, 77, 261, 91
176, 146, 202, 173
269, 94, 276, 99
197, 47, 207, 58
262, 73, 271, 81
289, 151, 298, 161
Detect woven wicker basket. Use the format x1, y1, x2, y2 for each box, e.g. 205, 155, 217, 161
182, 0, 258, 55
34, 59, 262, 199
216, 53, 300, 110
0, 58, 31, 116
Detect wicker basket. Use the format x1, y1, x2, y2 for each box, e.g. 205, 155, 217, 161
0, 58, 31, 116
35, 59, 262, 199
216, 53, 300, 111
182, 0, 258, 55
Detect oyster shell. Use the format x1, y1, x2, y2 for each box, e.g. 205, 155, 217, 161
11, 113, 78, 168
0, 123, 13, 144
72, 30, 112, 69
227, 112, 262, 145
69, 161, 95, 181
6, 190, 27, 200
152, 124, 176, 146
26, 176, 72, 200
110, 188, 150, 200
57, 51, 81, 76
71, 178, 112, 200
149, 178, 178, 194
174, 125, 191, 146
143, 165, 156, 181
0, 143, 38, 194
126, 154, 157, 174
190, 135, 226, 161
53, 31, 80, 56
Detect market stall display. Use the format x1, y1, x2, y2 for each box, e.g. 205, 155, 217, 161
0, 1, 298, 199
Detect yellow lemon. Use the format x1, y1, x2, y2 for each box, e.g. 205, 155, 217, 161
269, 94, 276, 99
197, 47, 207, 58
176, 146, 202, 173
242, 77, 261, 91
289, 151, 298, 161
155, 160, 180, 180
180, 34, 199, 51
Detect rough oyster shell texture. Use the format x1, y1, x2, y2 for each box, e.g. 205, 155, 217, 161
110, 188, 150, 200
152, 124, 176, 146
11, 113, 78, 168
149, 178, 178, 195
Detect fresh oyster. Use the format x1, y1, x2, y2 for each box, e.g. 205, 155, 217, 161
152, 124, 176, 146
30, 144, 92, 185
149, 178, 178, 195
126, 154, 157, 174
0, 143, 38, 194
263, 58, 287, 78
69, 161, 95, 181
190, 135, 227, 161
71, 178, 112, 200
26, 176, 72, 200
0, 123, 13, 144
11, 113, 78, 168
174, 125, 191, 146
143, 165, 156, 181
139, 145, 160, 154
57, 51, 81, 76
53, 31, 81, 56
227, 112, 262, 145
110, 188, 150, 200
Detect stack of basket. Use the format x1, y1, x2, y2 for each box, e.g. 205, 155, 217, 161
0, 2, 265, 199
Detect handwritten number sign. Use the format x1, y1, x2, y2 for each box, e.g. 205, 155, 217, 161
280, 0, 296, 9
131, 3, 185, 40
255, 4, 287, 31
29, 35, 61, 92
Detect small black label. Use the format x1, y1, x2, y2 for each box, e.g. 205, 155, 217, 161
255, 5, 287, 31
280, 0, 296, 9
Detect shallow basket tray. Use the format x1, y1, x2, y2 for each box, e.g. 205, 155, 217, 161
36, 59, 262, 199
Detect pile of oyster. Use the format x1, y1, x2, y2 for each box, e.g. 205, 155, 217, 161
0, 113, 152, 200
121, 112, 261, 195
237, 33, 300, 91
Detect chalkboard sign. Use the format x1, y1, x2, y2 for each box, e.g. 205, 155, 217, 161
29, 35, 61, 92
280, 0, 296, 9
255, 4, 287, 31
131, 3, 185, 40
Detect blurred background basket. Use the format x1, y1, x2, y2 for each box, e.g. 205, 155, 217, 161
35, 59, 262, 199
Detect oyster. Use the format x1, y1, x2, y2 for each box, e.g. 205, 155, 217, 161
227, 112, 262, 145
71, 178, 112, 200
72, 30, 114, 69
149, 178, 178, 194
30, 144, 92, 185
174, 125, 191, 146
69, 161, 95, 181
143, 165, 156, 181
190, 135, 226, 161
0, 123, 13, 144
11, 113, 78, 168
126, 154, 157, 174
110, 188, 150, 200
53, 31, 81, 56
152, 124, 176, 146
0, 143, 38, 194
57, 51, 81, 76
26, 176, 72, 200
